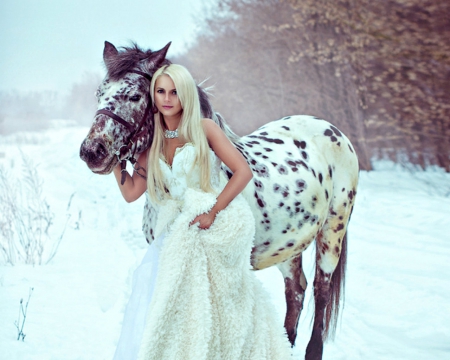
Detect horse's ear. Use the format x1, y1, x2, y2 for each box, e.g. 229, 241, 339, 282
103, 41, 119, 61
147, 42, 172, 69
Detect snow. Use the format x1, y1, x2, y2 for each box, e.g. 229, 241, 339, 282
1, 124, 449, 360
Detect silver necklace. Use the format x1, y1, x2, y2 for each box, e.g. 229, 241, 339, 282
164, 129, 178, 139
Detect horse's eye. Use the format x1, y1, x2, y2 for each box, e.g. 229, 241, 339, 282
129, 95, 141, 102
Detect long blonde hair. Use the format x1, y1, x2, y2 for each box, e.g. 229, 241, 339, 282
147, 64, 213, 202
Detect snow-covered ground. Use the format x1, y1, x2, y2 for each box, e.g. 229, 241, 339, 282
1, 124, 449, 360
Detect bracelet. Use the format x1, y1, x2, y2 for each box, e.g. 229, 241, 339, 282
121, 168, 128, 173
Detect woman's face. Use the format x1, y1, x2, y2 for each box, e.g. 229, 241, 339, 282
154, 74, 182, 120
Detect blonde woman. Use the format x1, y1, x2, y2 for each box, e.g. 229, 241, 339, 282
112, 64, 291, 359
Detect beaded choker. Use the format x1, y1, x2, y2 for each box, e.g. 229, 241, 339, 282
164, 129, 178, 139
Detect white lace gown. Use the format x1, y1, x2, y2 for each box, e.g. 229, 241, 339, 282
113, 144, 291, 360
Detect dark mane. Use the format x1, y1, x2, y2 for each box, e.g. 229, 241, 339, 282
104, 43, 171, 81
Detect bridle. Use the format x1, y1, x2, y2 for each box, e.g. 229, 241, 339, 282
95, 69, 152, 185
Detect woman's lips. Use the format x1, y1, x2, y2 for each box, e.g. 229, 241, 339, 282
162, 105, 173, 109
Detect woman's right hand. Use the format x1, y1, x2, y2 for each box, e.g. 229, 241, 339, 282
113, 150, 148, 203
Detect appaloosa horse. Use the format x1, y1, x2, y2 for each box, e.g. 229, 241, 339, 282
80, 42, 359, 360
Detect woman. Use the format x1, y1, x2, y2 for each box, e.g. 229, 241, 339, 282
112, 64, 291, 359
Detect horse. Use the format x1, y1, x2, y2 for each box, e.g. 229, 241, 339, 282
79, 41, 359, 360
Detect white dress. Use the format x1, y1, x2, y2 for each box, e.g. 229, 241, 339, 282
113, 144, 291, 360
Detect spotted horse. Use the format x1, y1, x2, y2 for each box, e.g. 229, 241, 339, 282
79, 41, 359, 360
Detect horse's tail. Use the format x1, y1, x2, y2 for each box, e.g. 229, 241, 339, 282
324, 231, 347, 340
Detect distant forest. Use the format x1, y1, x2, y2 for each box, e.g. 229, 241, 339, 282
1, 0, 448, 171
176, 0, 450, 171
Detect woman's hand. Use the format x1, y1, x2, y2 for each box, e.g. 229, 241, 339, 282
189, 211, 217, 230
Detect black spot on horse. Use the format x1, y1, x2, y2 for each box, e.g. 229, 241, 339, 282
258, 136, 284, 144
271, 162, 278, 167
301, 151, 308, 160
282, 126, 290, 131
286, 160, 296, 167
330, 136, 337, 142
287, 242, 294, 247
260, 131, 268, 136
277, 164, 288, 175
324, 129, 333, 137
325, 189, 329, 200
296, 179, 307, 190
294, 140, 307, 149
264, 147, 273, 152
298, 161, 309, 171
263, 241, 271, 246
328, 165, 333, 178
254, 179, 264, 191
334, 246, 340, 256
319, 173, 323, 184
255, 195, 266, 209
283, 116, 291, 120
348, 144, 354, 153
334, 223, 344, 233
254, 163, 269, 178
330, 125, 342, 137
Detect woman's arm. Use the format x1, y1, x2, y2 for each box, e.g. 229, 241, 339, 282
113, 150, 148, 203
190, 119, 253, 229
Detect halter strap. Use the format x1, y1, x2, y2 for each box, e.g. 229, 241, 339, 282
95, 69, 153, 184
95, 109, 135, 132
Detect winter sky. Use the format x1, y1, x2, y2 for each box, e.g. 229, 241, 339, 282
0, 0, 204, 94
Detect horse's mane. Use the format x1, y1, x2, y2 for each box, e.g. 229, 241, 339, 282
104, 43, 171, 81
197, 86, 240, 143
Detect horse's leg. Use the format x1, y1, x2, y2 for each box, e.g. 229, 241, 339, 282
277, 253, 308, 346
305, 226, 348, 360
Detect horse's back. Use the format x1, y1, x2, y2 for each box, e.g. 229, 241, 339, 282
237, 115, 358, 269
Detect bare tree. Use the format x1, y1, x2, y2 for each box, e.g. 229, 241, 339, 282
178, 0, 450, 170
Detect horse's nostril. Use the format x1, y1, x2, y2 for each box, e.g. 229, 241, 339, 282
80, 138, 109, 165
95, 142, 107, 158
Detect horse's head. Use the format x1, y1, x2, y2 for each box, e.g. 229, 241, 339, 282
79, 41, 171, 174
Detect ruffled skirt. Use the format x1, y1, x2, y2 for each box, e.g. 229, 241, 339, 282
114, 189, 291, 360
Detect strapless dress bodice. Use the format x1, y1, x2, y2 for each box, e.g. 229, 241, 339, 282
159, 143, 222, 201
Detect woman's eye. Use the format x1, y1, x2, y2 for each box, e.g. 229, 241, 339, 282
172, 91, 177, 95
129, 94, 141, 101
156, 89, 163, 94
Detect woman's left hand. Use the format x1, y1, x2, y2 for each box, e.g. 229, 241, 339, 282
189, 211, 216, 230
